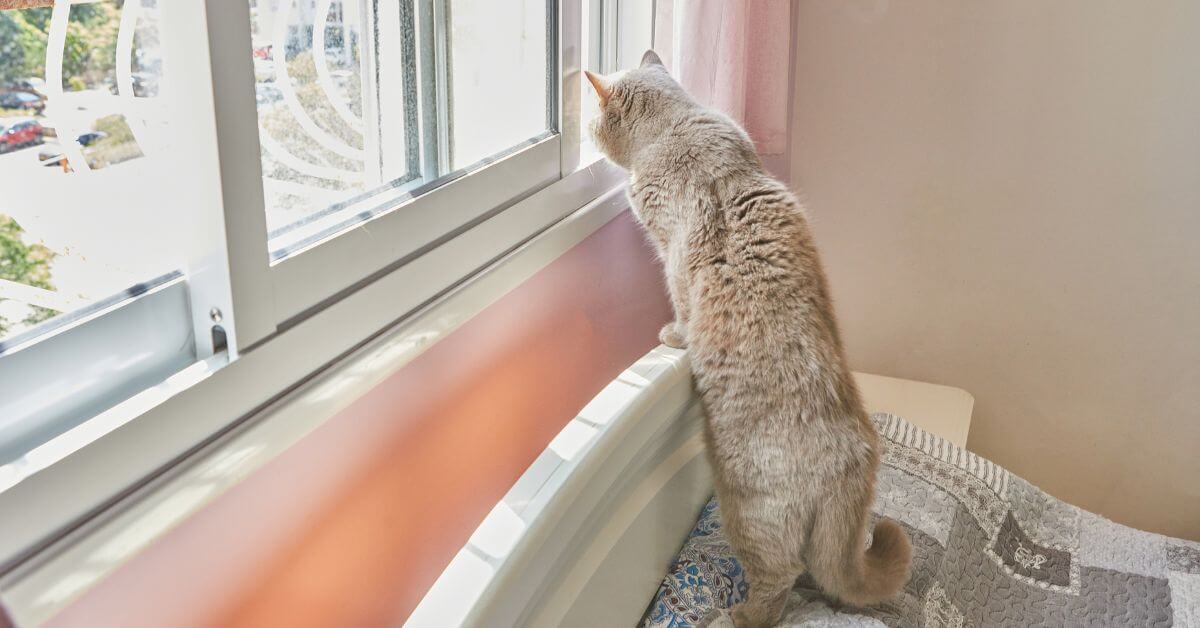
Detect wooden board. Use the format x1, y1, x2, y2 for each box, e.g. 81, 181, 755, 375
853, 372, 974, 447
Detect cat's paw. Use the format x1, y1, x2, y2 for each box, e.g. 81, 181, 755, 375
696, 608, 735, 628
659, 321, 687, 349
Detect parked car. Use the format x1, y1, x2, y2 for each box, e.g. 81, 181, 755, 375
76, 131, 108, 147
38, 130, 118, 169
37, 143, 67, 167
0, 91, 45, 114
0, 118, 45, 153
4, 77, 47, 99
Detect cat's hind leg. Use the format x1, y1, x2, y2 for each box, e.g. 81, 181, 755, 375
721, 497, 806, 628
731, 563, 796, 628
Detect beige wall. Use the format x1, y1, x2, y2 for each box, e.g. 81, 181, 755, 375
791, 1, 1199, 540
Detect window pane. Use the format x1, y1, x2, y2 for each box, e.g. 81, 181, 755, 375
253, 0, 554, 259
578, 0, 652, 163
579, 0, 603, 161
447, 0, 550, 170
250, 0, 419, 256
614, 0, 653, 71
0, 0, 181, 346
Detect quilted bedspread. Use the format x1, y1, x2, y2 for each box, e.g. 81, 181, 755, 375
642, 414, 1200, 627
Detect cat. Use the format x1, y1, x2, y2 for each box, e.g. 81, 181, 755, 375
585, 51, 912, 627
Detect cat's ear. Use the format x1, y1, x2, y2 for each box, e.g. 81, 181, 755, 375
641, 49, 665, 68
584, 70, 612, 108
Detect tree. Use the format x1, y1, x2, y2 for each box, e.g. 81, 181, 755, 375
63, 3, 121, 90
259, 51, 366, 210
0, 10, 48, 85
0, 4, 122, 91
0, 14, 29, 85
0, 215, 57, 337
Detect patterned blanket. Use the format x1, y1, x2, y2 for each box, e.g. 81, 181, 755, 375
643, 414, 1200, 627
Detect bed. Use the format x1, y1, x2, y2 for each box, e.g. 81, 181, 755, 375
644, 413, 1199, 626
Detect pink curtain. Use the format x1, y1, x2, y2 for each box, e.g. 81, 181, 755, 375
655, 0, 794, 175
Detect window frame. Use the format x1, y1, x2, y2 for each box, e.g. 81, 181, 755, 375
0, 0, 642, 574
219, 0, 572, 345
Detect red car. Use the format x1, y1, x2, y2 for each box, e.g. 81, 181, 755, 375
0, 118, 44, 153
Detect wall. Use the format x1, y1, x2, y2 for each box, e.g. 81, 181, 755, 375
44, 211, 671, 627
791, 0, 1199, 539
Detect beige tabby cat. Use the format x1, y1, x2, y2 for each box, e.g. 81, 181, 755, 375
586, 52, 912, 627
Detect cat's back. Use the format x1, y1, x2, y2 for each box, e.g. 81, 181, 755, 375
687, 171, 826, 337
687, 171, 869, 476
683, 154, 852, 421
665, 106, 818, 272
649, 102, 838, 374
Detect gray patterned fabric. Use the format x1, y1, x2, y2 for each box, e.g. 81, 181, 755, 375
643, 414, 1200, 627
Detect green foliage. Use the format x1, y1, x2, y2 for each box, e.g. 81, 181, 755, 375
0, 216, 54, 289
0, 10, 48, 84
0, 214, 58, 337
17, 7, 52, 33
22, 305, 57, 328
287, 52, 319, 83
63, 3, 121, 91
94, 113, 135, 143
0, 3, 121, 91
263, 52, 364, 150
85, 114, 143, 168
260, 51, 366, 208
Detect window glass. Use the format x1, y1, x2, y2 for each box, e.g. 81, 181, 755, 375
0, 0, 177, 346
578, 0, 652, 162
249, 0, 412, 256
447, 0, 549, 170
579, 0, 603, 161
250, 0, 553, 259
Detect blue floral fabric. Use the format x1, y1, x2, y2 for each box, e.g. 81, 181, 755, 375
642, 498, 746, 627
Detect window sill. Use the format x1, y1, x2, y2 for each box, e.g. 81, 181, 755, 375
0, 157, 627, 623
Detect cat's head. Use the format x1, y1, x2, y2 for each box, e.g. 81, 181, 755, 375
585, 50, 690, 169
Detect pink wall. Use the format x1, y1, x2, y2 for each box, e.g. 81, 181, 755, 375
44, 210, 671, 627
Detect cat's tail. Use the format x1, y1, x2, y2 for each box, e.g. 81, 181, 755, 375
806, 496, 912, 607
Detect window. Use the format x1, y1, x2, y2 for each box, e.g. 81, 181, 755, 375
578, 0, 653, 159
251, 0, 422, 256
250, 0, 554, 259
448, 0, 551, 169
0, 0, 654, 576
0, 0, 175, 346
0, 0, 233, 471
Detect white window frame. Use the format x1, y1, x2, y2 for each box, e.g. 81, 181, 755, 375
218, 0, 572, 344
595, 0, 654, 74
0, 0, 648, 576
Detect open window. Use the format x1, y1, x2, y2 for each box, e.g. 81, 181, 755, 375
0, 0, 234, 485
0, 0, 655, 576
